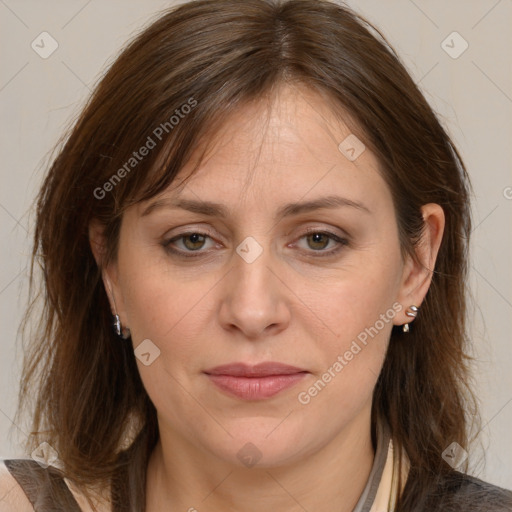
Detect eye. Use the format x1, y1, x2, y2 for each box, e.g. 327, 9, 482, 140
162, 229, 349, 258
163, 232, 215, 257
293, 229, 349, 257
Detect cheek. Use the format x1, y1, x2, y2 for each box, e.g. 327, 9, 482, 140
294, 285, 398, 420
297, 251, 403, 404
314, 284, 395, 386
119, 253, 222, 375
305, 253, 402, 348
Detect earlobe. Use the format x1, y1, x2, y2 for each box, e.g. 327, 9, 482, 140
395, 203, 445, 327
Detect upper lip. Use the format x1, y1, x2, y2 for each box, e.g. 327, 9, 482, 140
204, 362, 308, 377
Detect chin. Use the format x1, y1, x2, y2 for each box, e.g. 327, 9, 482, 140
207, 421, 312, 469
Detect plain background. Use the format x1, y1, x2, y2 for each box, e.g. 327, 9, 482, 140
0, 0, 511, 489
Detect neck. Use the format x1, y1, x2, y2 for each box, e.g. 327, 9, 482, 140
145, 406, 376, 512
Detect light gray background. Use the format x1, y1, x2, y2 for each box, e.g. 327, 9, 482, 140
1, 0, 511, 489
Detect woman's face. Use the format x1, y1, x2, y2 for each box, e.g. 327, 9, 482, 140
98, 84, 425, 468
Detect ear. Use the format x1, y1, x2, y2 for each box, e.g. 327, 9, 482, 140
394, 203, 445, 326
89, 218, 121, 317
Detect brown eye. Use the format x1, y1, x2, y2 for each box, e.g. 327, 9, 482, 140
295, 230, 349, 258
163, 231, 215, 257
306, 233, 331, 251
181, 233, 207, 251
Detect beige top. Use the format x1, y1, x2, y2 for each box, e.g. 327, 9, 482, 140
351, 420, 410, 512
369, 435, 409, 511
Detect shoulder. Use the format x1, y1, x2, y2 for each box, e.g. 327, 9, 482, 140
0, 460, 34, 512
421, 470, 512, 511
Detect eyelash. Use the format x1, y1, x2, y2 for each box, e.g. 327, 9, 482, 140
161, 228, 349, 259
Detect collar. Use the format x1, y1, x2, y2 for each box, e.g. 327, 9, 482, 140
352, 420, 410, 512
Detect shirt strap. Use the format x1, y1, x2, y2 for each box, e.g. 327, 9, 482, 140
3, 459, 82, 511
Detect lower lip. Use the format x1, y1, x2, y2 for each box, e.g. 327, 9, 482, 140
206, 373, 308, 400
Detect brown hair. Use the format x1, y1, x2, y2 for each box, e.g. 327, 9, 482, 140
17, 0, 479, 509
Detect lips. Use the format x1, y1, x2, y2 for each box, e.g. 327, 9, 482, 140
204, 362, 307, 377
204, 362, 308, 400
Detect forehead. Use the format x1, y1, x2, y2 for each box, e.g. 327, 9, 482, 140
134, 83, 390, 218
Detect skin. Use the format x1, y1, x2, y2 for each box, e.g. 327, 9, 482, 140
89, 83, 444, 512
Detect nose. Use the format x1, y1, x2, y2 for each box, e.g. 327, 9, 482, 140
217, 241, 291, 340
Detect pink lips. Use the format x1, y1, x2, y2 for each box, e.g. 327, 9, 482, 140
204, 362, 308, 400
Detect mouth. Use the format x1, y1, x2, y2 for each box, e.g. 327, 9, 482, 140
203, 362, 309, 400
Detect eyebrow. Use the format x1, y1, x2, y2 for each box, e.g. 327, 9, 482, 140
141, 194, 371, 220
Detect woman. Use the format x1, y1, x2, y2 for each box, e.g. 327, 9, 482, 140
1, 0, 511, 510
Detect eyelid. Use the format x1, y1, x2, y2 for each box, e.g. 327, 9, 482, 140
296, 225, 349, 239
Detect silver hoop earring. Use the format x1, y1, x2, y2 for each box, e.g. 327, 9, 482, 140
112, 313, 131, 339
402, 305, 419, 333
